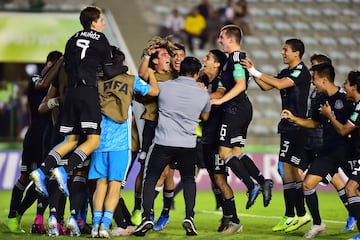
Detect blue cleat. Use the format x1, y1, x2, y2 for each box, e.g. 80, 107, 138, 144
52, 166, 69, 196
246, 184, 261, 209
153, 215, 170, 231
349, 232, 360, 240
30, 169, 48, 197
344, 216, 356, 232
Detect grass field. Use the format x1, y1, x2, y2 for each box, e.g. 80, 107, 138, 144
0, 190, 357, 239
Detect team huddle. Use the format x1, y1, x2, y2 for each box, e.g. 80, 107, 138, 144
5, 5, 360, 240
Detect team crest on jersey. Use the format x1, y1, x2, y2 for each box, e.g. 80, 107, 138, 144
334, 99, 344, 110
291, 70, 301, 78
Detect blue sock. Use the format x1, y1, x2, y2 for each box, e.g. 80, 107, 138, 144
93, 210, 102, 226
101, 210, 113, 229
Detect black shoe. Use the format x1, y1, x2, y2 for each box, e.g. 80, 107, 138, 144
261, 179, 273, 207
246, 184, 261, 209
133, 219, 154, 237
182, 218, 197, 236
217, 217, 230, 232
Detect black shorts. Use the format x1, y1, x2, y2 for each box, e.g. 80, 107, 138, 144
60, 86, 101, 135
307, 146, 349, 178
218, 111, 252, 148
278, 131, 307, 168
195, 138, 206, 169
348, 156, 360, 184
21, 127, 44, 173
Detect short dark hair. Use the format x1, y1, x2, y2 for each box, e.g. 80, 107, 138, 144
179, 57, 202, 76
209, 49, 227, 69
348, 71, 360, 93
310, 62, 335, 83
110, 45, 125, 65
173, 43, 186, 53
310, 53, 332, 65
80, 6, 102, 29
46, 50, 62, 63
285, 38, 305, 58
220, 24, 243, 44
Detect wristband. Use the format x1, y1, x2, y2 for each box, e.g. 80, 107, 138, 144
47, 98, 59, 109
248, 67, 262, 78
143, 53, 150, 59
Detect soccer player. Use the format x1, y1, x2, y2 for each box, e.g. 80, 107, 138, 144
281, 62, 354, 238
319, 70, 360, 240
6, 50, 63, 234
89, 46, 159, 237
133, 57, 211, 237
211, 24, 273, 233
241, 38, 311, 232
29, 5, 119, 234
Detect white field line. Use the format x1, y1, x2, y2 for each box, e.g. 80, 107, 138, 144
200, 210, 346, 224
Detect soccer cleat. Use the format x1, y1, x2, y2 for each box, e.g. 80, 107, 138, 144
91, 224, 99, 238
6, 217, 25, 233
272, 216, 298, 232
284, 213, 311, 233
246, 184, 261, 209
31, 223, 47, 234
153, 215, 170, 231
303, 223, 326, 238
31, 214, 46, 234
52, 166, 69, 196
48, 215, 59, 237
344, 216, 356, 231
131, 209, 142, 226
99, 223, 111, 238
217, 217, 231, 232
349, 232, 360, 240
222, 221, 243, 234
66, 216, 81, 237
182, 218, 198, 236
261, 179, 273, 207
30, 169, 48, 197
111, 226, 136, 236
133, 219, 154, 236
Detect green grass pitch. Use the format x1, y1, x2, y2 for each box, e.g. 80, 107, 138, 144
0, 190, 357, 239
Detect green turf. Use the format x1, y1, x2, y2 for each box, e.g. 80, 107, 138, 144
0, 190, 357, 239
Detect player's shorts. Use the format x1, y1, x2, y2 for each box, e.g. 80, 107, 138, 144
195, 138, 206, 169
21, 128, 43, 173
218, 111, 251, 148
60, 86, 101, 135
88, 150, 131, 182
278, 131, 306, 168
348, 156, 360, 184
307, 146, 349, 178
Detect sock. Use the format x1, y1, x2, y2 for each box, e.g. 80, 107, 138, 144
304, 189, 321, 225
239, 154, 265, 185
93, 210, 103, 226
134, 192, 142, 210
119, 197, 132, 225
283, 182, 297, 217
36, 195, 48, 216
295, 181, 306, 217
101, 210, 113, 229
8, 180, 26, 218
65, 149, 87, 172
338, 188, 350, 213
18, 183, 38, 216
225, 155, 254, 190
40, 150, 61, 174
348, 196, 360, 229
69, 176, 87, 218
222, 197, 240, 224
161, 190, 174, 216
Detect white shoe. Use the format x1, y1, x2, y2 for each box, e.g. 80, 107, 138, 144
303, 223, 326, 238
111, 226, 135, 236
66, 216, 81, 237
99, 223, 110, 238
48, 215, 59, 237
